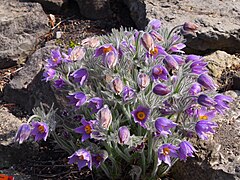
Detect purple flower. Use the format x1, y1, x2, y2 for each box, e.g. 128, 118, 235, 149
178, 141, 196, 161
110, 77, 123, 94
14, 123, 31, 144
181, 22, 198, 35
71, 68, 88, 86
68, 149, 92, 170
67, 92, 87, 108
43, 68, 56, 82
190, 60, 208, 74
186, 55, 202, 63
147, 45, 166, 58
149, 19, 161, 30
31, 122, 49, 141
97, 105, 112, 130
155, 117, 177, 137
54, 77, 65, 89
158, 144, 178, 166
214, 94, 233, 114
92, 150, 108, 168
94, 44, 117, 57
197, 107, 216, 121
195, 120, 218, 140
122, 86, 136, 102
88, 97, 103, 114
197, 94, 216, 107
63, 46, 86, 62
137, 73, 150, 90
197, 74, 217, 90
150, 30, 163, 41
172, 55, 184, 65
152, 65, 169, 81
163, 55, 179, 69
141, 32, 154, 51
104, 51, 118, 68
169, 43, 186, 53
74, 119, 96, 142
118, 126, 130, 144
153, 83, 171, 96
131, 106, 150, 128
47, 49, 62, 67
189, 83, 201, 95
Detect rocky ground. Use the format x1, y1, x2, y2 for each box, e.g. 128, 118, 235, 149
0, 0, 240, 179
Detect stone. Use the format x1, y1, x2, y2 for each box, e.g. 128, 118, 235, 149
0, 0, 49, 69
74, 0, 112, 20
171, 91, 240, 180
204, 51, 240, 91
3, 45, 61, 113
123, 0, 240, 54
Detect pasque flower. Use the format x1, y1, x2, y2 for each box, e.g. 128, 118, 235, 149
197, 74, 217, 90
14, 123, 31, 144
214, 94, 233, 114
94, 44, 117, 57
189, 83, 201, 95
54, 76, 65, 89
190, 60, 208, 74
92, 150, 108, 168
88, 97, 103, 114
141, 32, 154, 51
158, 144, 178, 166
195, 120, 218, 140
149, 19, 161, 30
197, 94, 216, 107
74, 119, 96, 142
131, 106, 150, 128
104, 51, 118, 68
43, 68, 56, 82
63, 46, 86, 62
137, 73, 150, 90
47, 48, 62, 67
71, 68, 88, 86
31, 122, 49, 141
67, 92, 87, 108
122, 86, 136, 102
181, 22, 198, 35
197, 107, 216, 121
118, 126, 130, 144
150, 30, 163, 41
163, 55, 179, 69
97, 105, 112, 129
110, 77, 123, 94
155, 117, 177, 137
147, 45, 166, 58
68, 149, 92, 170
152, 65, 169, 81
153, 83, 171, 96
169, 43, 186, 53
178, 141, 196, 161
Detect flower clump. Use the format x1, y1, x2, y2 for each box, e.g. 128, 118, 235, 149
15, 19, 232, 179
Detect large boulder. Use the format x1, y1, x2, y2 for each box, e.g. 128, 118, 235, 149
124, 0, 240, 53
0, 0, 49, 69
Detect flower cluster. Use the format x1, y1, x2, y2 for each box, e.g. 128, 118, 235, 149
15, 20, 232, 178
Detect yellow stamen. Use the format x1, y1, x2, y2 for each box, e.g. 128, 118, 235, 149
38, 125, 45, 134
79, 155, 84, 160
199, 115, 208, 120
150, 47, 158, 56
163, 147, 170, 156
84, 125, 92, 134
103, 47, 112, 54
96, 156, 102, 162
136, 111, 146, 121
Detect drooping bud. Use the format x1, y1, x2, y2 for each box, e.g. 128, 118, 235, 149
153, 83, 171, 96
137, 73, 150, 90
14, 123, 31, 144
141, 32, 154, 51
97, 105, 112, 130
163, 55, 179, 69
197, 74, 217, 90
110, 77, 123, 94
118, 126, 130, 144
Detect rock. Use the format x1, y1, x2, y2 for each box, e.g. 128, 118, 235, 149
0, 0, 49, 69
124, 0, 240, 54
3, 45, 61, 113
204, 51, 240, 91
74, 0, 112, 20
0, 107, 23, 146
171, 91, 240, 180
20, 0, 66, 14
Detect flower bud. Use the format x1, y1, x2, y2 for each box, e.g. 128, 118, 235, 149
97, 105, 112, 129
104, 51, 118, 68
110, 77, 123, 94
197, 94, 216, 107
197, 74, 217, 90
118, 126, 130, 144
163, 55, 179, 69
182, 22, 198, 35
189, 83, 201, 95
153, 83, 171, 96
141, 32, 154, 51
14, 123, 31, 144
123, 86, 136, 102
149, 19, 161, 30
137, 73, 150, 90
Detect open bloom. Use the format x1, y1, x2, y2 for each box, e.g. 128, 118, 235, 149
152, 65, 168, 81
71, 68, 88, 86
47, 48, 62, 67
131, 106, 150, 128
118, 126, 130, 144
94, 44, 117, 57
149, 19, 161, 30
14, 123, 31, 144
81, 36, 100, 48
88, 97, 103, 114
155, 117, 177, 137
178, 141, 196, 161
92, 150, 108, 168
197, 74, 217, 90
147, 45, 166, 58
75, 119, 96, 142
31, 122, 49, 141
195, 120, 218, 140
122, 86, 136, 102
137, 73, 150, 90
67, 92, 87, 108
97, 105, 112, 129
110, 77, 123, 94
153, 83, 171, 96
197, 107, 216, 121
43, 68, 56, 82
214, 94, 233, 114
197, 94, 216, 107
158, 144, 178, 166
169, 43, 186, 53
68, 149, 92, 171
64, 46, 86, 62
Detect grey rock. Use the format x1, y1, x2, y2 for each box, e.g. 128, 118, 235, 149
171, 91, 240, 180
0, 0, 49, 69
3, 45, 61, 113
74, 0, 112, 20
124, 0, 240, 53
